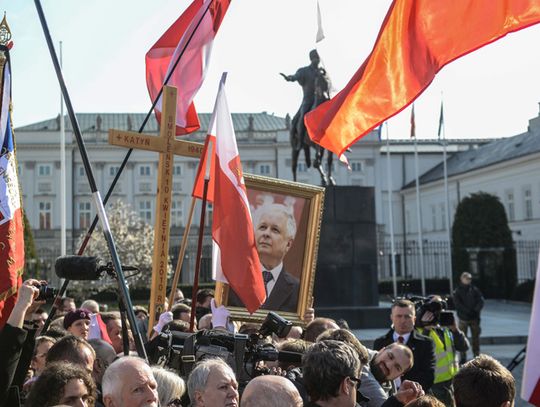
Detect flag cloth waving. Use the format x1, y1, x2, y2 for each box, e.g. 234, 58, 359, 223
145, 0, 231, 135
305, 0, 540, 157
0, 53, 25, 328
193, 74, 265, 314
522, 247, 540, 406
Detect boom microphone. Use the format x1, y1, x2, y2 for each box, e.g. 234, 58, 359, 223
55, 255, 137, 280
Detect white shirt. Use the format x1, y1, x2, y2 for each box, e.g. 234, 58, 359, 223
392, 331, 411, 344
262, 262, 283, 297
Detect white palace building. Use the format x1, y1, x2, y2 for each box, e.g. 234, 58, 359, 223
14, 108, 540, 286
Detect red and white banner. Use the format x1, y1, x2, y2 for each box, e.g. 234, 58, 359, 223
193, 75, 265, 314
522, 247, 540, 406
0, 57, 25, 328
145, 0, 231, 135
305, 0, 540, 157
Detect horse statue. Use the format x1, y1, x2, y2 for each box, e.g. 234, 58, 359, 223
281, 49, 335, 186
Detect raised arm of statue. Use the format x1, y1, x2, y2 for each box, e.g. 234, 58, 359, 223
280, 72, 295, 82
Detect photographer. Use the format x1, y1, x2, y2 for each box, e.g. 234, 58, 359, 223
416, 296, 468, 407
0, 279, 43, 407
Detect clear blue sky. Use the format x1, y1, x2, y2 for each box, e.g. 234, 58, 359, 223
5, 0, 540, 141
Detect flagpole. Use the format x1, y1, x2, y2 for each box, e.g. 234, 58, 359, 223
34, 0, 147, 360
412, 106, 426, 296
440, 100, 454, 293
189, 178, 210, 332
59, 41, 66, 264
167, 197, 196, 310
385, 123, 398, 298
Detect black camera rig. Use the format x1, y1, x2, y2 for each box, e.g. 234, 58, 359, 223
147, 311, 302, 383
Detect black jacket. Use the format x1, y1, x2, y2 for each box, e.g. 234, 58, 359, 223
453, 283, 484, 321
373, 329, 436, 392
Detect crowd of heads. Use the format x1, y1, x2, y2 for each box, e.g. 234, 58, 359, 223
1, 279, 518, 407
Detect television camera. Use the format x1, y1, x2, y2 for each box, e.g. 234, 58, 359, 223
147, 311, 303, 384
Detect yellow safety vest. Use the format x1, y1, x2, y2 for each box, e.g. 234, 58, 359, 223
419, 328, 459, 383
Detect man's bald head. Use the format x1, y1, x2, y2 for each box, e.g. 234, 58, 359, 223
241, 375, 302, 407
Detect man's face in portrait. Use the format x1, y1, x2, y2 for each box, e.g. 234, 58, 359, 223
255, 209, 293, 268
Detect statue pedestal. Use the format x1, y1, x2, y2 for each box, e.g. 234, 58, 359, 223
313, 186, 388, 328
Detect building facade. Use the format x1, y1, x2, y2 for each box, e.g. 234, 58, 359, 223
16, 111, 537, 288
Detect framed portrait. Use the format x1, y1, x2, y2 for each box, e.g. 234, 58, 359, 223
215, 174, 325, 325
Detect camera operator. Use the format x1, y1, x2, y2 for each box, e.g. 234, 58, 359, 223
416, 296, 469, 407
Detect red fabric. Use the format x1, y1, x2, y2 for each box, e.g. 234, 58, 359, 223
0, 208, 24, 328
0, 59, 24, 329
209, 79, 265, 313
96, 313, 112, 345
192, 134, 216, 202
305, 0, 540, 156
531, 379, 540, 406
145, 0, 230, 135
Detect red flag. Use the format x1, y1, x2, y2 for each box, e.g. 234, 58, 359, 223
206, 75, 265, 314
305, 0, 540, 156
192, 134, 216, 202
145, 0, 231, 135
522, 247, 540, 405
0, 57, 25, 328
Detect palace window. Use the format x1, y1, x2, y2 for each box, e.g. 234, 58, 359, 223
37, 164, 52, 177
524, 187, 533, 220
109, 166, 120, 177
38, 201, 52, 230
139, 165, 151, 177
139, 200, 152, 223
505, 190, 515, 221
171, 200, 183, 227
78, 201, 92, 229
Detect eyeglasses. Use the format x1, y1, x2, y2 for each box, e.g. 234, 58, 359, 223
167, 399, 182, 407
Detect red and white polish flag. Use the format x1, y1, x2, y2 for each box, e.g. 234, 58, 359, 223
192, 74, 266, 314
145, 0, 231, 135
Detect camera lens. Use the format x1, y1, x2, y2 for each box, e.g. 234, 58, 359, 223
36, 284, 57, 301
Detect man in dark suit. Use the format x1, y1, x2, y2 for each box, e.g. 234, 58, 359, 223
373, 299, 436, 392
229, 203, 299, 312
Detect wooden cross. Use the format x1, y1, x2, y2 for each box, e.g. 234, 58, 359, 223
108, 85, 203, 334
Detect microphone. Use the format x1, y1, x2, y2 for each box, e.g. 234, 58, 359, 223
55, 255, 138, 280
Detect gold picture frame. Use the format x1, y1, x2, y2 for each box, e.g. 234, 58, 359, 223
215, 174, 325, 325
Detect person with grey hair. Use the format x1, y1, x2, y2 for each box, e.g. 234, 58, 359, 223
229, 202, 300, 312
187, 358, 238, 407
151, 366, 185, 407
102, 356, 158, 407
241, 375, 302, 407
81, 299, 100, 314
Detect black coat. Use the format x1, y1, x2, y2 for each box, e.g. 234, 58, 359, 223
228, 268, 300, 313
373, 329, 436, 392
453, 283, 484, 321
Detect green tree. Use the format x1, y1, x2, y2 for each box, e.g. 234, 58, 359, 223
452, 192, 516, 298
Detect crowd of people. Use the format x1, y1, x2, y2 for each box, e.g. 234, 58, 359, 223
0, 273, 514, 407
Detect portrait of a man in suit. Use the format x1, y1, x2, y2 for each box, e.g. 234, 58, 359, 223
228, 202, 300, 312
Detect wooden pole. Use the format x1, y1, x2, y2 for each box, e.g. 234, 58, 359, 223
189, 178, 210, 332
167, 197, 197, 310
